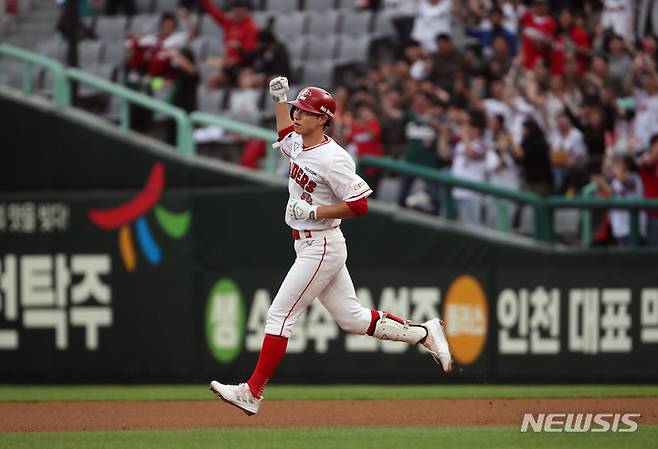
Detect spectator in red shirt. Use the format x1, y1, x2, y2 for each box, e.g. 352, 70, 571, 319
346, 102, 385, 196
202, 0, 258, 88
520, 0, 556, 69
639, 134, 658, 246
551, 8, 590, 76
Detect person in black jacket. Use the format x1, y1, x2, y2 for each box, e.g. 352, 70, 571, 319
239, 29, 292, 86
511, 119, 554, 196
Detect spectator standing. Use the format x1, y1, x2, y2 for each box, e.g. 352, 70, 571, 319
549, 112, 589, 193
346, 102, 385, 196
520, 0, 556, 69
484, 123, 520, 228
411, 0, 453, 54
601, 0, 634, 42
633, 70, 658, 154
511, 119, 554, 197
428, 34, 464, 93
466, 6, 518, 57
550, 8, 591, 76
448, 111, 490, 225
606, 34, 633, 85
201, 0, 258, 87
165, 47, 199, 144
239, 29, 291, 87
596, 154, 645, 245
638, 134, 658, 245
383, 91, 442, 212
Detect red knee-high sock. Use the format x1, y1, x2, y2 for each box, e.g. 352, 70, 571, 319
247, 334, 288, 399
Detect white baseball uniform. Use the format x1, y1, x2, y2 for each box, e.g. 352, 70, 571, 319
264, 129, 373, 338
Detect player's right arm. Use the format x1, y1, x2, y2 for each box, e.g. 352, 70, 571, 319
270, 76, 294, 132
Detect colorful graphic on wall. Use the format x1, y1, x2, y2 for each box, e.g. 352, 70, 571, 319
88, 162, 191, 271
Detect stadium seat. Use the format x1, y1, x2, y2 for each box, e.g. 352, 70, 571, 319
264, 0, 298, 13
1, 62, 24, 89
339, 9, 372, 34
129, 14, 160, 34
201, 14, 224, 39
197, 87, 226, 113
286, 37, 307, 63
272, 11, 307, 40
154, 0, 180, 12
35, 39, 64, 62
136, 0, 154, 14
305, 35, 337, 61
299, 59, 334, 87
95, 16, 127, 40
305, 10, 339, 36
103, 41, 125, 66
78, 63, 118, 97
79, 41, 105, 66
372, 10, 395, 39
336, 33, 370, 65
304, 0, 336, 11
205, 36, 225, 57
252, 11, 273, 29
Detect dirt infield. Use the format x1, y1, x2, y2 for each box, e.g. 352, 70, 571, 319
1, 397, 657, 432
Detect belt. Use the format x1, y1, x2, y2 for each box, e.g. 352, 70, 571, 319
292, 229, 313, 240
292, 227, 339, 240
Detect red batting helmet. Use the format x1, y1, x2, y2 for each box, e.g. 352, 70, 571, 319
288, 87, 336, 120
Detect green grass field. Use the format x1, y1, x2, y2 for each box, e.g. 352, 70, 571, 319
1, 384, 657, 402
4, 426, 658, 449
2, 385, 656, 449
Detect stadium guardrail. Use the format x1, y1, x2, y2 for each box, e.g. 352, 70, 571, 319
190, 112, 279, 174
0, 44, 70, 106
357, 156, 658, 247
0, 44, 278, 163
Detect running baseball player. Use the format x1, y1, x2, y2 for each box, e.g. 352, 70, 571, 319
209, 77, 453, 415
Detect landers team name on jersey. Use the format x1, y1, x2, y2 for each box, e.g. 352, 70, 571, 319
289, 162, 317, 193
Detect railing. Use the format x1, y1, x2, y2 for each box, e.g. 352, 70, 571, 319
0, 44, 70, 106
357, 156, 658, 247
0, 44, 278, 164
66, 68, 195, 155
190, 112, 279, 173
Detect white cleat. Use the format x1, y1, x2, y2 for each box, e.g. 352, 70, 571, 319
421, 319, 454, 373
209, 381, 262, 416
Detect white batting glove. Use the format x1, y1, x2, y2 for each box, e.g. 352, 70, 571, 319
269, 76, 289, 103
287, 199, 318, 220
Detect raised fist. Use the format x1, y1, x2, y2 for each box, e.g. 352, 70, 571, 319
269, 76, 290, 103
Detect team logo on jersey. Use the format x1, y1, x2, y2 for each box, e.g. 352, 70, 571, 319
300, 192, 314, 205
352, 181, 365, 191
88, 163, 191, 272
289, 162, 317, 194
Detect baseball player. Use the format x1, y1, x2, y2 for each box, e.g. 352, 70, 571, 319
209, 77, 453, 415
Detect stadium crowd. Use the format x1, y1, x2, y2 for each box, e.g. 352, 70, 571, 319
9, 0, 658, 244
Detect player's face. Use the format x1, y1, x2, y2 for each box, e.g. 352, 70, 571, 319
293, 108, 326, 135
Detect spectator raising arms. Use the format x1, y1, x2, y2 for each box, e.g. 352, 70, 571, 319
520, 0, 556, 69
638, 134, 658, 246
411, 0, 453, 54
201, 0, 258, 88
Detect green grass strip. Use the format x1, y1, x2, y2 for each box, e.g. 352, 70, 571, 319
1, 384, 657, 402
3, 426, 658, 449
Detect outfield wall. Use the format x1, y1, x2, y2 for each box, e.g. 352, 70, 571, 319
1, 91, 658, 383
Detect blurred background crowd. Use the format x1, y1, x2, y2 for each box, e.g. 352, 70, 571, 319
3, 0, 658, 245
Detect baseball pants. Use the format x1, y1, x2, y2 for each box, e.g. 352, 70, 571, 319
264, 227, 372, 338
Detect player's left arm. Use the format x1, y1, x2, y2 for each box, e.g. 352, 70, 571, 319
316, 198, 368, 219
287, 154, 372, 220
